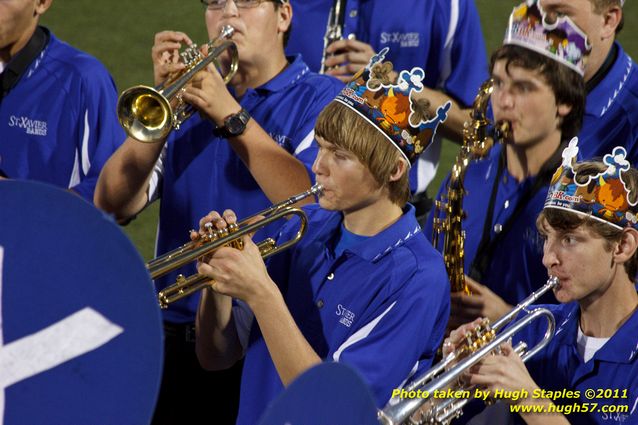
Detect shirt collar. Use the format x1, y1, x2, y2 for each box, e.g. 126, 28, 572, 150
1, 26, 49, 98
557, 301, 638, 364
316, 204, 422, 263
256, 55, 310, 94
585, 42, 634, 118
592, 303, 638, 364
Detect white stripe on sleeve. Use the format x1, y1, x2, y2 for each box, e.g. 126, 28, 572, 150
294, 130, 315, 156
438, 0, 460, 88
332, 301, 397, 361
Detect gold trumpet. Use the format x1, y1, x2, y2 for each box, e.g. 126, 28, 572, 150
378, 276, 559, 425
151, 184, 323, 309
117, 25, 239, 142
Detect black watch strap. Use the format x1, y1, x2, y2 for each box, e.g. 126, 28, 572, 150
215, 108, 250, 138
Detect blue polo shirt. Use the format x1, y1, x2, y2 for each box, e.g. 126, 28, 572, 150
424, 145, 557, 306
286, 0, 489, 192
154, 56, 343, 323
510, 302, 638, 424
0, 28, 125, 202
236, 204, 450, 425
579, 43, 638, 163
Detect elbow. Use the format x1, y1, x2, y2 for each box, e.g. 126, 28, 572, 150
196, 344, 243, 371
94, 191, 135, 224
94, 176, 142, 224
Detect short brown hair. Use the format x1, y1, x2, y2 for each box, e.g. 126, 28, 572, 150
315, 101, 411, 206
490, 45, 585, 141
536, 161, 638, 279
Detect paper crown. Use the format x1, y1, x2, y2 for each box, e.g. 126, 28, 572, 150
333, 48, 451, 165
504, 0, 592, 76
545, 138, 638, 229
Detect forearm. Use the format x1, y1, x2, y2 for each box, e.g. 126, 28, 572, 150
94, 137, 165, 221
228, 120, 313, 204
195, 287, 244, 370
250, 285, 321, 387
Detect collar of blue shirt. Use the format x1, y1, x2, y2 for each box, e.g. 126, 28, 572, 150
585, 42, 633, 118
553, 302, 638, 364
229, 55, 311, 97
306, 203, 423, 263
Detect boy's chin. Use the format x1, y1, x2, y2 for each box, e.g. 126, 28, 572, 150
318, 198, 338, 211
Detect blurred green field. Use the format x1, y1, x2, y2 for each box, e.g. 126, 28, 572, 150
41, 0, 638, 260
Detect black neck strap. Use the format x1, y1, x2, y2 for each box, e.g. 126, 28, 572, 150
1, 26, 49, 101
468, 141, 567, 282
586, 43, 618, 94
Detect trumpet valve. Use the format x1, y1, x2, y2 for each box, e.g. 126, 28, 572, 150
180, 44, 202, 68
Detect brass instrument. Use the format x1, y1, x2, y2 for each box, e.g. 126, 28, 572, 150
432, 79, 510, 294
377, 276, 559, 425
117, 25, 239, 142
151, 184, 323, 308
320, 0, 347, 74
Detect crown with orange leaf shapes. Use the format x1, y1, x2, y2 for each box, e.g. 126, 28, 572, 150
545, 138, 638, 229
333, 48, 451, 166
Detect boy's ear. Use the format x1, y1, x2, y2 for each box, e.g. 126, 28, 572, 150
35, 0, 53, 17
389, 159, 408, 182
614, 228, 638, 265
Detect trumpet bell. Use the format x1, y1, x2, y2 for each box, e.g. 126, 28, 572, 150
117, 85, 173, 143
117, 25, 238, 143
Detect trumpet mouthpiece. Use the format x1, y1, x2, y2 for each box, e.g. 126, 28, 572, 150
220, 25, 235, 39
310, 184, 323, 196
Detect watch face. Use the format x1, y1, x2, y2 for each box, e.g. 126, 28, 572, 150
226, 110, 249, 136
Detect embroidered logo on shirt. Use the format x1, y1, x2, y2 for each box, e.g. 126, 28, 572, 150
8, 115, 47, 136
336, 304, 355, 328
379, 32, 420, 48
269, 133, 292, 150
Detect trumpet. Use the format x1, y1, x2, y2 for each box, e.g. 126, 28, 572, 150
117, 25, 239, 143
378, 276, 559, 425
151, 184, 323, 309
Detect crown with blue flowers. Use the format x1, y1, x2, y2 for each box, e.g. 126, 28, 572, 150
545, 138, 638, 229
333, 48, 451, 165
505, 0, 592, 76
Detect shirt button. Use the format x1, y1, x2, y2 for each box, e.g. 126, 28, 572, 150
494, 223, 503, 233
347, 33, 357, 40
349, 9, 358, 18
504, 200, 510, 209
327, 272, 335, 281
316, 299, 325, 309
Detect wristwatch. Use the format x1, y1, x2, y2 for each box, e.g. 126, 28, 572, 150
216, 108, 251, 138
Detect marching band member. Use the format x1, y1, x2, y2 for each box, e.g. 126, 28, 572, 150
195, 52, 452, 425
95, 0, 342, 423
285, 0, 490, 221
0, 0, 125, 202
425, 0, 588, 329
447, 142, 638, 424
539, 0, 638, 163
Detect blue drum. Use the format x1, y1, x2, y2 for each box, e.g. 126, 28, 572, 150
0, 180, 163, 425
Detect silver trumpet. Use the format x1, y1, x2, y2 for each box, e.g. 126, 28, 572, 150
378, 276, 559, 425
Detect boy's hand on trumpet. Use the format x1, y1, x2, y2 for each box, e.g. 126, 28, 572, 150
195, 209, 275, 307
181, 45, 241, 127
151, 31, 193, 87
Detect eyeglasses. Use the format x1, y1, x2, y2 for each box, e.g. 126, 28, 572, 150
201, 0, 284, 10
